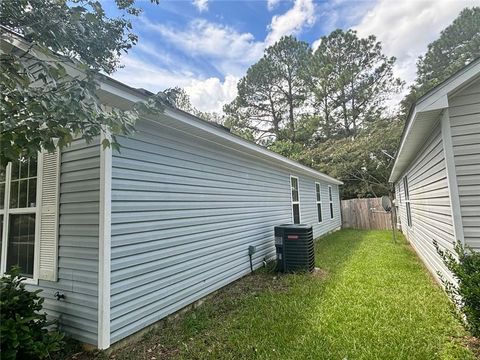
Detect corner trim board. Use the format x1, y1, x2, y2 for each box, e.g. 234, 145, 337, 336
440, 109, 465, 244
98, 132, 112, 349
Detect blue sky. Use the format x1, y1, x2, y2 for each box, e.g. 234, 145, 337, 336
109, 0, 476, 112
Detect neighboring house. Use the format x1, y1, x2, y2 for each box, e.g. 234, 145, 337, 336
0, 31, 342, 349
390, 58, 480, 285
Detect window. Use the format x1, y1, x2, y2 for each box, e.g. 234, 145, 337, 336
290, 176, 300, 224
403, 176, 412, 227
328, 185, 334, 219
0, 157, 38, 278
315, 182, 322, 222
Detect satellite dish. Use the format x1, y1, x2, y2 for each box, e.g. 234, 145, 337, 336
381, 195, 392, 212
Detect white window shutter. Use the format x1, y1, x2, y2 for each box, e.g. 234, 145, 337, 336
38, 148, 60, 281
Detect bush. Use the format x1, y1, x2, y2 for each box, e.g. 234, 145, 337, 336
0, 267, 64, 359
435, 240, 480, 337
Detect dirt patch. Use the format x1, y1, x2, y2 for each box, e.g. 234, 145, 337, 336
311, 267, 329, 280
464, 335, 480, 358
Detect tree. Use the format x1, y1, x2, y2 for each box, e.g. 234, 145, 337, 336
400, 7, 480, 118
0, 0, 160, 165
224, 36, 310, 143
164, 87, 196, 114
164, 86, 224, 126
266, 36, 310, 141
299, 119, 403, 199
224, 57, 285, 143
303, 51, 336, 139
308, 29, 403, 138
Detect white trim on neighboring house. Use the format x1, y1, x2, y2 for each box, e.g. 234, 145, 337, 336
403, 176, 412, 228
315, 182, 322, 223
290, 175, 300, 224
98, 131, 112, 349
328, 185, 334, 219
440, 109, 465, 245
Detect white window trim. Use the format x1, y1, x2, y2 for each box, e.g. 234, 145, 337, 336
403, 176, 412, 228
328, 185, 334, 219
290, 175, 300, 224
315, 182, 323, 223
0, 155, 43, 285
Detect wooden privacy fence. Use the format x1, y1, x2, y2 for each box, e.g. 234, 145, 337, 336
341, 197, 392, 230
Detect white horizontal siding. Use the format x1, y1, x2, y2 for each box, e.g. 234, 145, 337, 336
109, 120, 341, 343
449, 78, 480, 250
27, 139, 99, 345
395, 123, 455, 284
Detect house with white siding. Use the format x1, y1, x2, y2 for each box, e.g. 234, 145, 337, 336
390, 58, 480, 285
1, 30, 342, 349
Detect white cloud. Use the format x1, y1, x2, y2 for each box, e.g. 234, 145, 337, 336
113, 55, 238, 113
142, 18, 264, 76
267, 0, 281, 11
192, 0, 208, 12
185, 75, 239, 113
265, 0, 316, 46
113, 56, 196, 91
354, 0, 477, 86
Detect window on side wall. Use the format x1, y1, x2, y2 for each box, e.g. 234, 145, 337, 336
328, 185, 334, 219
0, 157, 38, 278
403, 176, 412, 227
290, 176, 300, 224
315, 182, 322, 222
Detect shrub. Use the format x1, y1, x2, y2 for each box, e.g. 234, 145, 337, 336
434, 240, 480, 337
0, 267, 64, 359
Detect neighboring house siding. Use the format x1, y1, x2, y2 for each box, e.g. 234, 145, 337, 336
449, 79, 480, 250
29, 139, 100, 345
109, 120, 341, 343
396, 124, 455, 283
395, 182, 404, 229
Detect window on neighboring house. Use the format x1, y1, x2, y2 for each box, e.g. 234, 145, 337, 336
403, 176, 412, 227
290, 176, 300, 224
328, 185, 334, 219
315, 182, 322, 222
0, 157, 38, 278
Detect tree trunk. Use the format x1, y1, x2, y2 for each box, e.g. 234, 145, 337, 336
288, 79, 295, 141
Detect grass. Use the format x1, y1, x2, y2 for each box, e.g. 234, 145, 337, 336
63, 230, 476, 360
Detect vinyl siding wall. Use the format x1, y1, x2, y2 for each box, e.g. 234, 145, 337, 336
27, 139, 100, 345
109, 119, 341, 343
449, 79, 480, 250
395, 123, 455, 283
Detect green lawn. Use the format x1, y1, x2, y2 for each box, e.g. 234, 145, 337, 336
67, 230, 476, 360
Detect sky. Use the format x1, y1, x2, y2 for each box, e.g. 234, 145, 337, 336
109, 0, 477, 113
